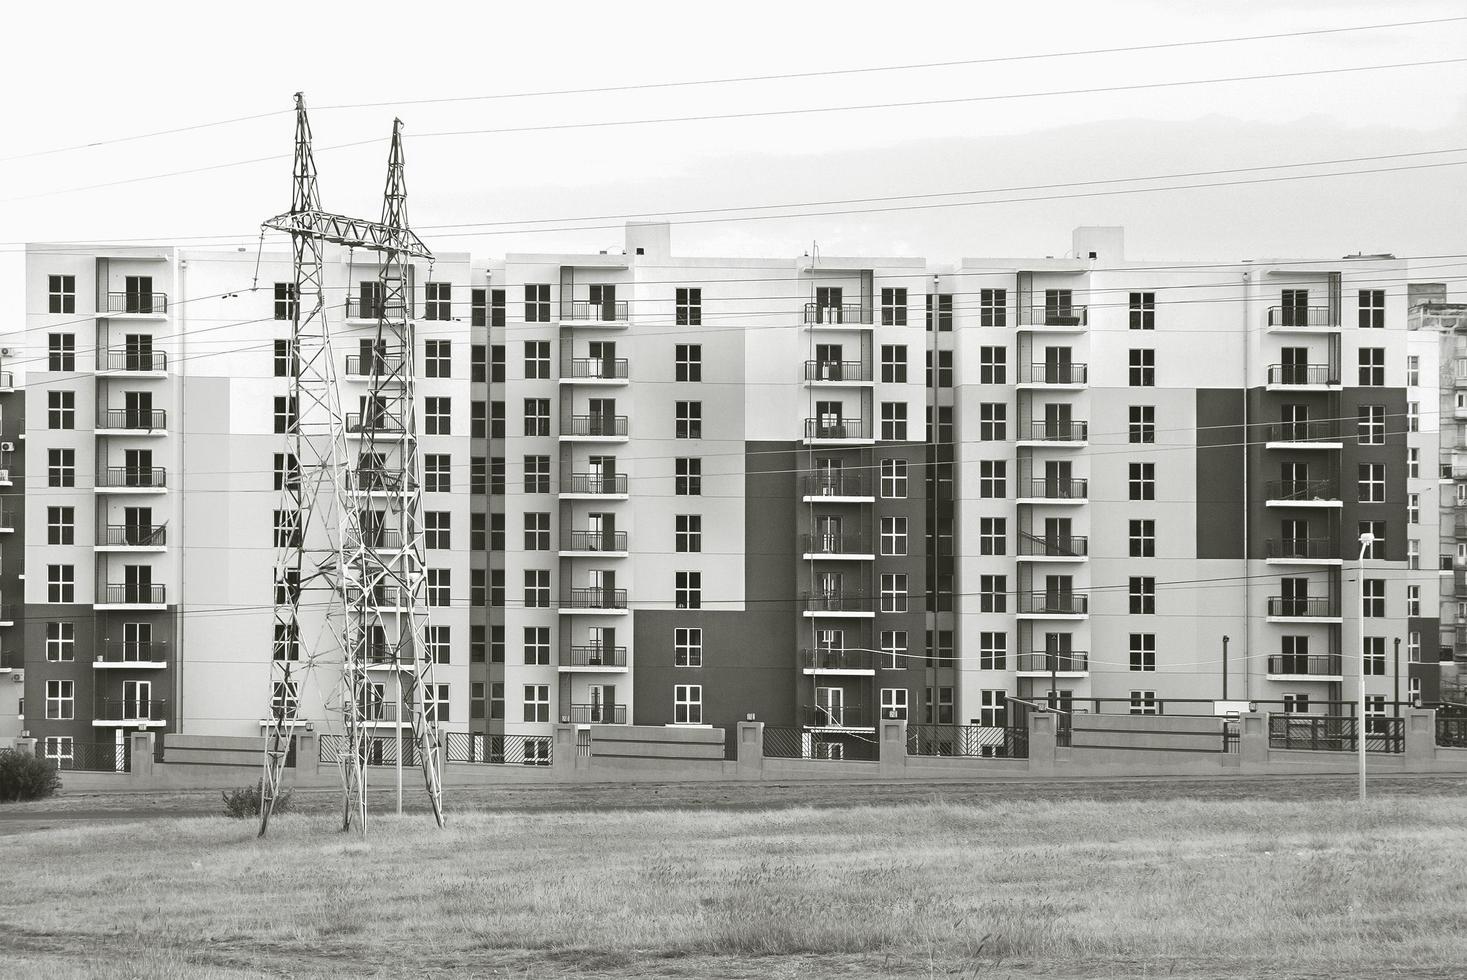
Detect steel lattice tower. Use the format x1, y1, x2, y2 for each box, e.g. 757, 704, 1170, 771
258, 94, 445, 836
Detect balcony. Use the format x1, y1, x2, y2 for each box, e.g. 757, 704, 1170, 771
1266, 596, 1340, 621
1452, 358, 1467, 389
359, 701, 408, 725
1017, 362, 1088, 387
105, 292, 168, 317
561, 472, 628, 497
801, 474, 873, 501
97, 408, 167, 433
803, 704, 873, 729
562, 645, 628, 670
1266, 655, 1343, 680
804, 360, 872, 384
1267, 306, 1338, 330
1018, 306, 1088, 329
1017, 533, 1088, 560
0, 504, 17, 532
800, 648, 877, 673
561, 415, 629, 440
561, 358, 630, 383
94, 698, 168, 726
345, 297, 413, 321
802, 592, 874, 617
1017, 421, 1088, 446
98, 524, 167, 550
355, 527, 404, 551
96, 349, 167, 375
96, 583, 166, 609
0, 371, 13, 391
567, 703, 627, 724
1017, 592, 1089, 617
94, 641, 168, 669
803, 418, 872, 443
95, 467, 167, 492
354, 468, 407, 495
345, 353, 405, 378
1016, 652, 1090, 674
1265, 421, 1342, 449
562, 588, 629, 612
0, 604, 15, 625
1265, 364, 1338, 389
0, 650, 20, 670
344, 584, 407, 610
565, 300, 630, 324
1265, 538, 1339, 563
1264, 479, 1339, 507
346, 413, 404, 436
803, 303, 873, 326
801, 533, 874, 560
1016, 478, 1088, 503
560, 529, 629, 556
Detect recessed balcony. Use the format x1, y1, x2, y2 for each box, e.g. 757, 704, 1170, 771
352, 468, 408, 496
1017, 306, 1087, 329
560, 357, 630, 385
1016, 478, 1088, 504
561, 645, 628, 671
104, 292, 168, 318
1265, 364, 1338, 390
96, 408, 167, 435
560, 415, 629, 442
803, 303, 873, 327
1265, 538, 1340, 564
0, 505, 17, 533
565, 301, 630, 325
803, 704, 873, 730
96, 523, 167, 552
1015, 652, 1090, 675
0, 371, 14, 392
560, 529, 629, 557
1017, 362, 1088, 388
567, 703, 627, 725
1017, 421, 1088, 447
1017, 533, 1088, 561
801, 474, 873, 502
345, 413, 404, 437
1266, 596, 1341, 622
801, 533, 874, 561
1265, 422, 1342, 450
1017, 592, 1089, 618
1266, 654, 1343, 681
801, 592, 875, 617
95, 583, 166, 610
1264, 479, 1340, 508
803, 417, 873, 444
1266, 306, 1339, 331
804, 360, 872, 385
343, 584, 408, 613
96, 349, 167, 376
344, 352, 405, 379
799, 648, 877, 674
560, 472, 628, 498
93, 697, 168, 727
95, 467, 167, 493
345, 297, 413, 322
93, 641, 168, 669
561, 588, 629, 614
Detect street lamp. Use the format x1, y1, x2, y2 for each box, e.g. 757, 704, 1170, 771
1356, 531, 1375, 803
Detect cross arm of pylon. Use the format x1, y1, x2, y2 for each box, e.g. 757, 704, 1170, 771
261, 209, 432, 259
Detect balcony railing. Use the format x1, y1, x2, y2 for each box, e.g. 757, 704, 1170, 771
346, 584, 406, 608
563, 357, 629, 380
1266, 421, 1340, 444
1265, 538, 1335, 560
97, 349, 167, 372
803, 704, 870, 727
1264, 479, 1337, 503
1266, 655, 1342, 676
346, 413, 404, 434
0, 650, 23, 669
96, 641, 167, 665
804, 418, 872, 440
1266, 596, 1340, 618
1266, 364, 1337, 386
355, 468, 405, 493
562, 530, 628, 552
97, 467, 167, 488
95, 697, 168, 722
1019, 478, 1088, 500
345, 297, 413, 320
345, 353, 404, 377
563, 472, 627, 495
356, 527, 404, 550
803, 360, 871, 382
568, 703, 627, 724
567, 301, 629, 322
0, 371, 11, 389
1267, 306, 1337, 328
1018, 306, 1087, 327
802, 592, 872, 613
802, 474, 869, 497
1018, 362, 1088, 384
1018, 592, 1089, 615
100, 524, 167, 547
97, 408, 167, 430
1016, 651, 1090, 672
564, 415, 629, 437
1019, 421, 1088, 442
564, 645, 628, 668
801, 533, 870, 555
564, 588, 628, 610
803, 303, 872, 325
100, 584, 166, 605
799, 648, 877, 671
0, 606, 14, 623
1268, 715, 1403, 753
105, 292, 168, 315
1017, 533, 1088, 558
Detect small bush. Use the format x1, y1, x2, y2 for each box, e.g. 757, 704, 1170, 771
222, 780, 292, 819
0, 749, 62, 803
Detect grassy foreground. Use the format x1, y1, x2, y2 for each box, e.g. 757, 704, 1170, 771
1, 796, 1464, 979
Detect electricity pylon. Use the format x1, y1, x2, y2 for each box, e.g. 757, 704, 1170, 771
258, 93, 445, 837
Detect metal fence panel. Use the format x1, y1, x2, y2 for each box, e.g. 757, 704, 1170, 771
906, 724, 1029, 759
1267, 715, 1404, 754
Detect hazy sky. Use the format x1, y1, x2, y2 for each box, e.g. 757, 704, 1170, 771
4, 0, 1466, 306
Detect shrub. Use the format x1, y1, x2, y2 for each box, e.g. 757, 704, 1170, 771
222, 780, 292, 819
0, 749, 62, 803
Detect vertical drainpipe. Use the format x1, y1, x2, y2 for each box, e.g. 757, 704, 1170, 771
1241, 268, 1252, 701
175, 254, 186, 732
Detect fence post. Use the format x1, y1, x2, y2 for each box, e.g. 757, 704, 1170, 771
1239, 712, 1269, 769
736, 721, 764, 779
1028, 711, 1056, 774
130, 732, 155, 779
879, 718, 907, 776
552, 724, 577, 774
1403, 709, 1436, 771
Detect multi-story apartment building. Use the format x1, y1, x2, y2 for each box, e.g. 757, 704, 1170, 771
9, 223, 1457, 764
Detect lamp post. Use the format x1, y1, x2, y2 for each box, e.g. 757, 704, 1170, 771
1356, 531, 1375, 803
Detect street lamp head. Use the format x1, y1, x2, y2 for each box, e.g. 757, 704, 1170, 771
1358, 531, 1376, 547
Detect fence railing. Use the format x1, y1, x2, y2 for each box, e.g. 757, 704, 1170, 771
1268, 305, 1337, 328
802, 704, 870, 728
1018, 305, 1087, 327
563, 415, 629, 438
563, 357, 629, 380
907, 724, 1029, 759
1268, 714, 1404, 753
763, 725, 878, 760
100, 523, 167, 547
564, 644, 627, 668
1019, 478, 1088, 500
345, 297, 413, 320
803, 360, 870, 382
567, 300, 629, 321
1018, 362, 1088, 385
800, 532, 870, 555
1264, 479, 1337, 502
562, 529, 628, 552
97, 466, 167, 489
1019, 420, 1089, 442
345, 353, 404, 377
801, 592, 872, 613
803, 303, 872, 325
563, 472, 627, 495
106, 292, 168, 315
568, 703, 626, 724
1436, 716, 1467, 748
563, 588, 628, 610
1266, 655, 1343, 676
94, 698, 167, 723
319, 733, 422, 766
97, 349, 167, 372
346, 412, 404, 434
1017, 533, 1088, 558
97, 408, 167, 430
442, 732, 553, 766
100, 584, 166, 605
1017, 592, 1089, 615
96, 641, 167, 664
1015, 652, 1090, 672
1266, 364, 1337, 386
40, 739, 132, 772
1265, 538, 1335, 560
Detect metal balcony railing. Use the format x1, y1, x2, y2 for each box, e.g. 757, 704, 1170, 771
563, 472, 627, 495
346, 413, 404, 434
803, 303, 872, 325
96, 641, 167, 664
1018, 592, 1089, 615
804, 418, 872, 440
1267, 655, 1343, 676
564, 645, 628, 668
568, 703, 627, 724
1017, 533, 1088, 558
564, 415, 629, 437
803, 704, 869, 727
345, 353, 404, 376
1266, 421, 1340, 443
1266, 596, 1340, 618
97, 349, 167, 372
345, 297, 413, 320
1264, 479, 1337, 502
562, 530, 628, 552
1266, 364, 1337, 386
563, 357, 629, 380
98, 467, 167, 488
94, 698, 168, 722
1019, 420, 1089, 442
100, 584, 166, 605
802, 592, 872, 613
0, 650, 22, 669
355, 468, 405, 493
105, 292, 168, 315
97, 408, 167, 430
803, 360, 871, 382
0, 605, 15, 623
566, 301, 629, 322
802, 474, 869, 497
801, 533, 870, 555
799, 648, 877, 671
0, 371, 13, 389
100, 524, 167, 547
356, 527, 404, 550
1015, 651, 1090, 672
1267, 306, 1337, 328
0, 506, 18, 530
1265, 538, 1335, 560
1018, 305, 1087, 327
564, 588, 628, 610
1019, 478, 1088, 500
1018, 362, 1088, 384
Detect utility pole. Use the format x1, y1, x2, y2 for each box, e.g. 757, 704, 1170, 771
1356, 532, 1374, 803
1222, 635, 1230, 700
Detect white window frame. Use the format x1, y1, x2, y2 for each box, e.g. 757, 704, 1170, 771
880, 573, 908, 613
879, 516, 908, 556
880, 458, 908, 498
880, 687, 909, 721
673, 684, 702, 725
675, 627, 702, 667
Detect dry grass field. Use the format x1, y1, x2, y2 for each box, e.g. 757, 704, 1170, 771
1, 795, 1464, 979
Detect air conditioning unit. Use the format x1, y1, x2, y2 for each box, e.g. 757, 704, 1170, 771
1, 349, 11, 357
0, 442, 14, 452
10, 673, 20, 684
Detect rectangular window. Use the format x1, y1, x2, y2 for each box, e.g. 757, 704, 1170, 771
1358, 462, 1384, 503
1408, 493, 1419, 524
523, 341, 550, 380
523, 685, 549, 723
979, 460, 1006, 498
524, 512, 550, 550
490, 289, 506, 327
48, 390, 75, 430
675, 627, 703, 667
1408, 448, 1419, 479
524, 284, 550, 322
675, 287, 702, 326
676, 571, 701, 609
880, 402, 907, 440
272, 339, 298, 378
471, 289, 487, 328
1407, 584, 1421, 617
524, 455, 550, 493
523, 398, 550, 436
1128, 349, 1155, 386
675, 344, 702, 382
880, 688, 909, 721
523, 569, 550, 608
979, 288, 1006, 327
1358, 405, 1385, 445
1358, 348, 1385, 386
48, 448, 75, 488
1358, 289, 1385, 329
1129, 576, 1156, 614
926, 293, 953, 331
978, 631, 1006, 670
978, 517, 1005, 556
674, 685, 703, 725
426, 569, 450, 607
425, 396, 451, 436
424, 339, 451, 378
424, 282, 451, 321
879, 629, 908, 668
880, 573, 908, 613
46, 679, 74, 720
675, 514, 702, 553
1129, 519, 1156, 558
881, 345, 907, 383
523, 626, 550, 665
978, 690, 1007, 728
675, 401, 702, 439
1129, 634, 1156, 671
272, 509, 302, 548
48, 274, 76, 314
1407, 355, 1420, 387
48, 333, 75, 371
46, 622, 75, 662
1363, 578, 1385, 618
1129, 691, 1159, 715
46, 506, 75, 545
424, 454, 451, 492
425, 626, 450, 665
1128, 462, 1156, 501
1129, 291, 1156, 330
675, 457, 702, 495
978, 403, 1006, 441
1364, 636, 1386, 675
1128, 406, 1155, 444
880, 287, 908, 326
418, 511, 449, 550
1408, 401, 1419, 433
1359, 520, 1385, 559
979, 574, 1006, 613
47, 564, 75, 603
273, 395, 297, 434
880, 516, 908, 556
979, 346, 1006, 384
881, 458, 908, 498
